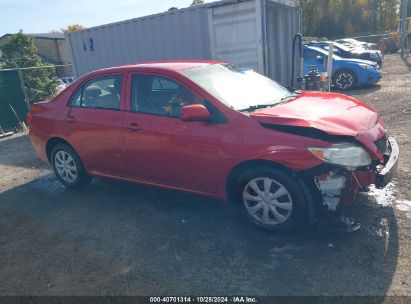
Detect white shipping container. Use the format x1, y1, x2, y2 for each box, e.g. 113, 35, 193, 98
66, 0, 300, 85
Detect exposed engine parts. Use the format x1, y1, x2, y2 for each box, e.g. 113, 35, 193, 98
315, 171, 348, 212
314, 170, 361, 232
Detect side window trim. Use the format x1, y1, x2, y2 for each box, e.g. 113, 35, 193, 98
79, 86, 84, 107
68, 85, 84, 108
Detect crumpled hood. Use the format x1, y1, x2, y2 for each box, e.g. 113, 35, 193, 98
250, 91, 379, 137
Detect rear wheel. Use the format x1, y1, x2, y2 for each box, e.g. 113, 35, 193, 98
333, 70, 357, 90
234, 167, 307, 231
51, 143, 92, 188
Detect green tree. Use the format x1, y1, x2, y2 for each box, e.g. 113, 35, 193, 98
0, 31, 59, 103
60, 24, 86, 33
376, 0, 400, 31
50, 24, 85, 33
301, 0, 401, 38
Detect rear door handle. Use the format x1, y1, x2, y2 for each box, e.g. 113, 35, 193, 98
65, 116, 76, 123
126, 123, 142, 131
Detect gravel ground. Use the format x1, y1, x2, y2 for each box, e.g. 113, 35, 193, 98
0, 54, 409, 298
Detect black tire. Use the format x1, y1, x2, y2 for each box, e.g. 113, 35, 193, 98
332, 69, 357, 90
51, 143, 92, 189
234, 166, 308, 231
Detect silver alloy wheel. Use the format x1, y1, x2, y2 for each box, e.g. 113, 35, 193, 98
243, 177, 293, 226
336, 73, 353, 89
54, 150, 78, 183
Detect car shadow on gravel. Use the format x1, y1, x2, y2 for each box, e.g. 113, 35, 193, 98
0, 173, 399, 297
338, 84, 382, 96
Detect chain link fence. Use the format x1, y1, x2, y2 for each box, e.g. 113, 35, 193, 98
0, 64, 72, 133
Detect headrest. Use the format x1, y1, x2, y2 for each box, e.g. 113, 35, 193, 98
84, 86, 101, 98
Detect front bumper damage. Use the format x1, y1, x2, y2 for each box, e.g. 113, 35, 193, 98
376, 138, 399, 189
308, 137, 399, 231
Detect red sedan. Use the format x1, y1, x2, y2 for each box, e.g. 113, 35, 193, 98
28, 61, 399, 231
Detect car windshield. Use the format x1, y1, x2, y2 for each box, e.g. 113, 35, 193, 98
329, 42, 351, 52
180, 64, 296, 111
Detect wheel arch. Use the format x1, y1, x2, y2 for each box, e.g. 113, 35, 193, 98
45, 137, 75, 163
225, 159, 315, 225
225, 159, 295, 201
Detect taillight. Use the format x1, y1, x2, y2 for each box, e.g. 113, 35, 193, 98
26, 113, 33, 125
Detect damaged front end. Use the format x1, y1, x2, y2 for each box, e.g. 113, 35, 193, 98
307, 136, 399, 230
314, 169, 375, 212
248, 91, 399, 230
310, 137, 398, 207
263, 123, 399, 230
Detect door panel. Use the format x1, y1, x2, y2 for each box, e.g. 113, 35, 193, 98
123, 112, 220, 193
304, 49, 324, 74
62, 74, 126, 176
66, 108, 125, 175
170, 119, 221, 193
122, 73, 222, 194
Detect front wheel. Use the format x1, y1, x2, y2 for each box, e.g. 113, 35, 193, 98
51, 143, 92, 189
235, 167, 307, 231
333, 70, 357, 90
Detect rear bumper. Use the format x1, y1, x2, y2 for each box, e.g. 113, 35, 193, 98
28, 129, 48, 163
376, 137, 399, 189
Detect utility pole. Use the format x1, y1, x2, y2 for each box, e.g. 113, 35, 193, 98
400, 0, 409, 57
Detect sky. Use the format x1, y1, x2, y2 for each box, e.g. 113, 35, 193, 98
0, 0, 214, 36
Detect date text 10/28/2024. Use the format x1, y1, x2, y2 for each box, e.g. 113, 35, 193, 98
150, 297, 258, 303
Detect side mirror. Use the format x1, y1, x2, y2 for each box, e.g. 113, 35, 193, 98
180, 104, 210, 122
316, 55, 324, 62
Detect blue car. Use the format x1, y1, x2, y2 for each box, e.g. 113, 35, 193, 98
305, 41, 383, 67
303, 46, 382, 90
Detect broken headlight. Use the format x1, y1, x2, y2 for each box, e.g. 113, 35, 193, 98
307, 143, 372, 168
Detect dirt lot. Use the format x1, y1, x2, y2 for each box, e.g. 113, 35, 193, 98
0, 54, 410, 298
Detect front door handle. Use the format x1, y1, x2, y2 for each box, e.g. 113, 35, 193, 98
126, 123, 142, 131
65, 116, 76, 123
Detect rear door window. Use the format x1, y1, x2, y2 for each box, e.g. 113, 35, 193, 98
69, 75, 123, 110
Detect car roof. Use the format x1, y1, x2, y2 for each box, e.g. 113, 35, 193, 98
97, 60, 224, 74
319, 41, 351, 51
304, 45, 343, 59
304, 45, 328, 54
